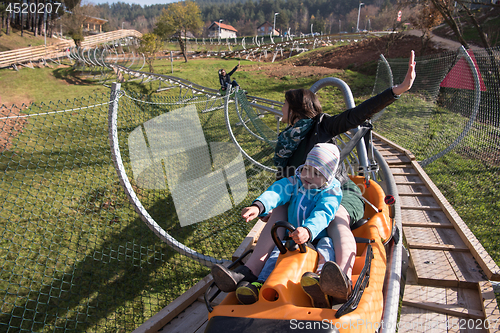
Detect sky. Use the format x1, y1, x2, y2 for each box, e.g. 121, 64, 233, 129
93, 0, 177, 6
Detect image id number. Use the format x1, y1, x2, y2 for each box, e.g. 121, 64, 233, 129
6, 2, 62, 14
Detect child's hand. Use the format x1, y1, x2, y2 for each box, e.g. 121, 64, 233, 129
392, 50, 416, 96
241, 206, 259, 222
289, 227, 310, 245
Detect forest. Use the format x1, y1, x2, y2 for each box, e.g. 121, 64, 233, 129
92, 0, 397, 37
1, 0, 497, 49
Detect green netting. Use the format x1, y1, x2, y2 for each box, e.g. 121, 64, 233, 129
109, 87, 278, 265
0, 89, 277, 332
372, 47, 500, 265
233, 91, 279, 148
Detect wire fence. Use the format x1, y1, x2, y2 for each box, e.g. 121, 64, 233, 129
0, 91, 258, 332
372, 46, 500, 266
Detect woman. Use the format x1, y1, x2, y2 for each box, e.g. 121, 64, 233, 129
212, 50, 416, 305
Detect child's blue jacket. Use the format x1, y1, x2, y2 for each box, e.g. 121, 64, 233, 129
254, 172, 342, 242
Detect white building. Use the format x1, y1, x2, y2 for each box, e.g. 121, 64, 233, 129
208, 21, 238, 38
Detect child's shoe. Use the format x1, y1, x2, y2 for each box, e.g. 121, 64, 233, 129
211, 264, 258, 292
300, 272, 331, 308
235, 281, 263, 305
319, 261, 352, 305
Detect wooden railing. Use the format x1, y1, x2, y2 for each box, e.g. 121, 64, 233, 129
0, 29, 142, 69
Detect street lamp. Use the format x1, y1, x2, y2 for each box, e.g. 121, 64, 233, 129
356, 3, 364, 32
218, 19, 223, 38
273, 12, 279, 36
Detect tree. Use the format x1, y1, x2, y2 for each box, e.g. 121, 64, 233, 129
426, 0, 470, 48
138, 32, 163, 73
408, 3, 443, 55
154, 1, 203, 62
60, 2, 98, 47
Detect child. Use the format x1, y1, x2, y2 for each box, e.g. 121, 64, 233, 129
219, 61, 241, 91
212, 143, 342, 307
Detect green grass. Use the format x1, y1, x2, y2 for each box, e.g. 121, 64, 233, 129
124, 57, 376, 109
0, 65, 109, 107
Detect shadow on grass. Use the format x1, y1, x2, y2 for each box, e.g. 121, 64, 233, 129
0, 193, 213, 332
52, 68, 101, 86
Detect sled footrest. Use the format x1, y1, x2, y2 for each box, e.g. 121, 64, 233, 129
335, 244, 373, 318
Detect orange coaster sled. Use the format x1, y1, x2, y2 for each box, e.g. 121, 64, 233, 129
205, 176, 394, 333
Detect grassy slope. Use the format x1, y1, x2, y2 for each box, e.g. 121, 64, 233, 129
0, 65, 110, 107
0, 27, 63, 52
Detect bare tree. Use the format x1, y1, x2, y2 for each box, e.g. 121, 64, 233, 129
408, 3, 444, 54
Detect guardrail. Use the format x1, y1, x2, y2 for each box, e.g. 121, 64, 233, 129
0, 29, 142, 69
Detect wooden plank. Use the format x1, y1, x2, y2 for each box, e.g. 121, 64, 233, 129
401, 205, 442, 211
158, 301, 208, 333
399, 192, 433, 196
132, 274, 213, 333
397, 183, 432, 195
406, 226, 485, 287
445, 250, 486, 288
411, 160, 500, 281
392, 172, 419, 176
373, 131, 416, 160
388, 166, 416, 174
402, 300, 484, 319
194, 321, 208, 333
400, 193, 441, 206
401, 208, 450, 224
403, 221, 454, 228
385, 156, 412, 165
478, 281, 500, 333
396, 181, 426, 185
394, 174, 425, 183
380, 152, 407, 158
408, 242, 470, 252
232, 220, 265, 262
404, 226, 440, 244
401, 284, 488, 331
398, 305, 450, 332
399, 281, 452, 332
409, 248, 459, 287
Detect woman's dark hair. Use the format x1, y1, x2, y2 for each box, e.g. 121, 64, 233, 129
284, 89, 322, 125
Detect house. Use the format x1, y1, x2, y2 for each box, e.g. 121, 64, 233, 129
257, 21, 279, 36
207, 22, 237, 38
82, 15, 108, 34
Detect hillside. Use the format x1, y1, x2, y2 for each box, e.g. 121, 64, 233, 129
0, 28, 62, 52
257, 33, 452, 76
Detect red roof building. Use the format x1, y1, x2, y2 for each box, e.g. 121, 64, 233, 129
208, 21, 238, 38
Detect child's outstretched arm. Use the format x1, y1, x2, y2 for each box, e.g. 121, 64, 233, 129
242, 205, 260, 222
392, 50, 416, 96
